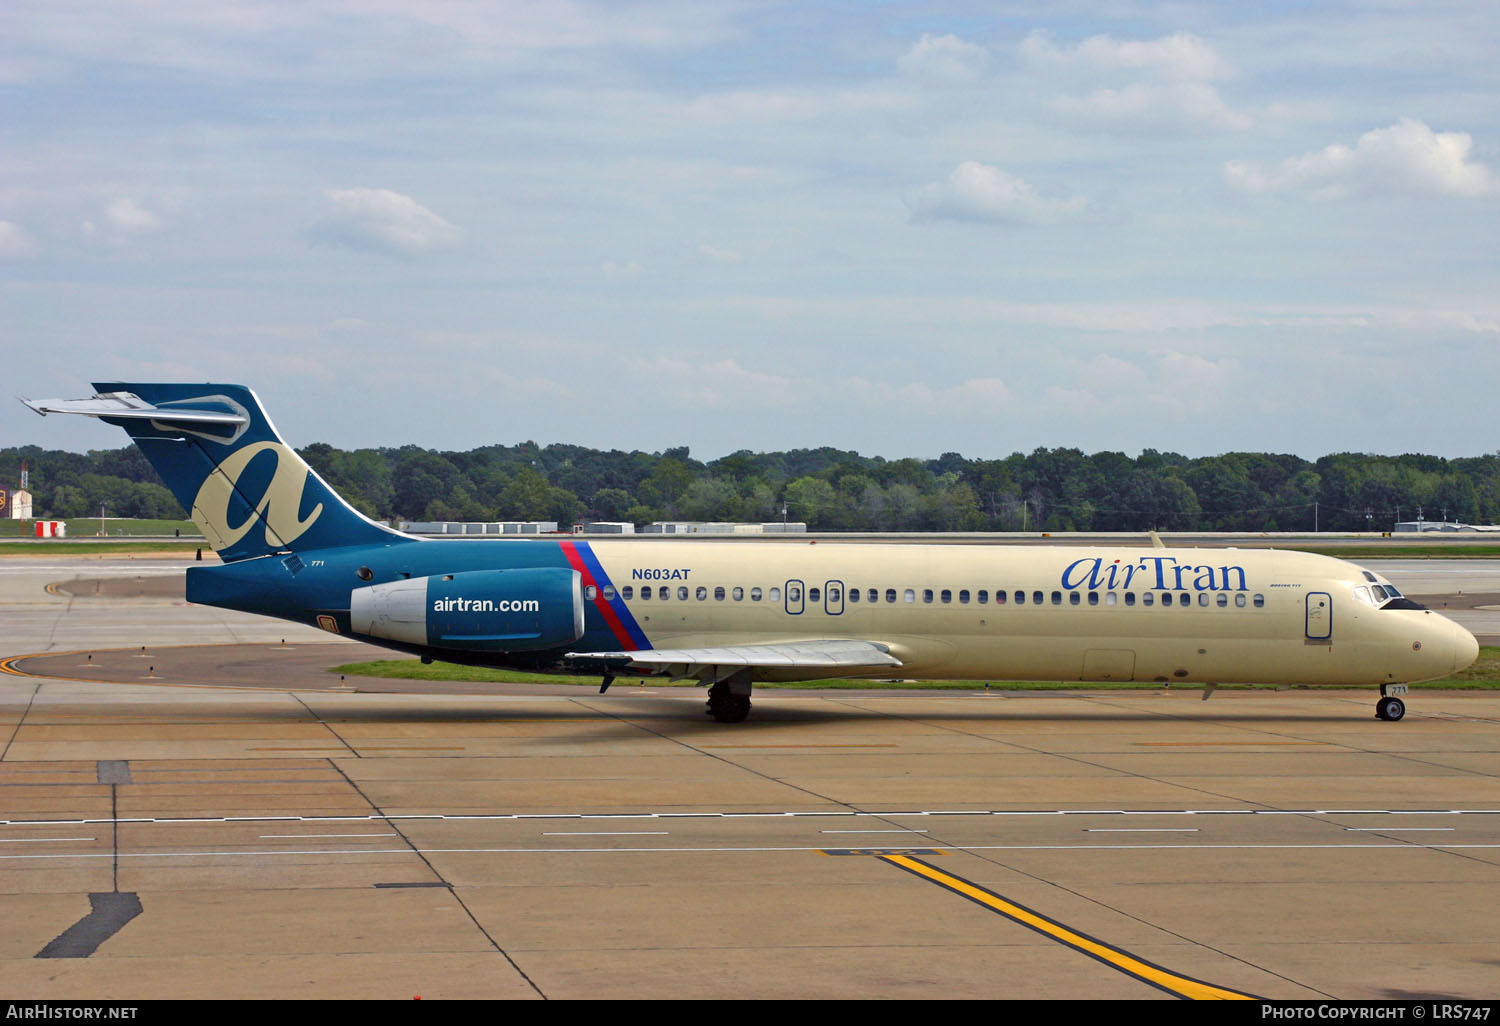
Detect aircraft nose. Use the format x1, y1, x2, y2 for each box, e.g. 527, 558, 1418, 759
1453, 621, 1480, 674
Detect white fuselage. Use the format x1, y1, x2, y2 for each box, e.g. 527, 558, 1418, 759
581, 542, 1477, 685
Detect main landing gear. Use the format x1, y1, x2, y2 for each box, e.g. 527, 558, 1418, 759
706, 675, 753, 723
1376, 684, 1407, 722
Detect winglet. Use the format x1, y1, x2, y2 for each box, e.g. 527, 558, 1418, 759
1149, 530, 1166, 550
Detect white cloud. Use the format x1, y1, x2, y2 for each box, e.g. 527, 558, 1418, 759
105, 197, 162, 234
1055, 82, 1251, 133
699, 244, 741, 263
1020, 30, 1231, 81
896, 33, 989, 85
310, 188, 460, 256
1020, 30, 1246, 135
905, 162, 1090, 226
602, 259, 644, 278
683, 87, 911, 124
1226, 119, 1497, 200
0, 221, 34, 258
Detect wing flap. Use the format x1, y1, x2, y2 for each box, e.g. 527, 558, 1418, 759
567, 639, 902, 682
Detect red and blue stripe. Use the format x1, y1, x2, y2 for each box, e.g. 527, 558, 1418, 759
559, 540, 651, 651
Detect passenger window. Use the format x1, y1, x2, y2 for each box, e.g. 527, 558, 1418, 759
788, 585, 802, 602
714, 586, 725, 601
904, 589, 916, 603
1069, 592, 1080, 606
978, 590, 989, 604
995, 590, 1006, 605
1125, 592, 1136, 606
1105, 592, 1117, 606
809, 587, 821, 602
923, 589, 934, 604
869, 589, 879, 603
678, 586, 689, 600
751, 587, 763, 601
1015, 590, 1026, 605
1216, 594, 1227, 607
1235, 593, 1246, 608
769, 587, 780, 602
1198, 593, 1209, 607
848, 588, 859, 603
885, 589, 897, 603
1180, 593, 1192, 610
828, 587, 840, 603
1143, 592, 1154, 606
659, 587, 669, 601
959, 590, 970, 604
1032, 591, 1043, 604
603, 585, 616, 601
1161, 592, 1172, 607
1253, 593, 1265, 608
733, 587, 744, 601
1051, 591, 1062, 605
584, 585, 598, 600
941, 589, 952, 604
622, 586, 634, 600
1088, 592, 1099, 606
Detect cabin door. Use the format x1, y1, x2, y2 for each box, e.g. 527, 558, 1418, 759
1305, 592, 1333, 640
824, 580, 844, 615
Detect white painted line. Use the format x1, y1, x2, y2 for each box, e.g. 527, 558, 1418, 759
821, 829, 931, 834
1344, 828, 1455, 832
5, 841, 1500, 861
2, 808, 1498, 827
1086, 829, 1200, 833
259, 833, 393, 839
0, 837, 96, 843
555, 828, 672, 835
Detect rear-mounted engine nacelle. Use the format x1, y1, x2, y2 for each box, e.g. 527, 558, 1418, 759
350, 567, 584, 653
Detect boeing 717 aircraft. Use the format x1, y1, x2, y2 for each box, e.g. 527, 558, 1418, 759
21, 383, 1479, 722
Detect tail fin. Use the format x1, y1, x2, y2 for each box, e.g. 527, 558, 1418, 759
20, 383, 416, 561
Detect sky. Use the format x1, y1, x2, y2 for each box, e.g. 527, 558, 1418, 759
2, 1, 1498, 462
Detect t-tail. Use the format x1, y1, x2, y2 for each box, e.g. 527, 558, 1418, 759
20, 383, 416, 561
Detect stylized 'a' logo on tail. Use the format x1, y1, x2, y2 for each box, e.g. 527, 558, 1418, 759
193, 442, 325, 550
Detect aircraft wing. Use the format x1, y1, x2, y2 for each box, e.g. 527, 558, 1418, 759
567, 639, 902, 682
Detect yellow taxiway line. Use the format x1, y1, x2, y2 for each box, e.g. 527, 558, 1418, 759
879, 853, 1257, 1000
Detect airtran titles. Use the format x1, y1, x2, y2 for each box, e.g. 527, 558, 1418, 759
1062, 556, 1247, 593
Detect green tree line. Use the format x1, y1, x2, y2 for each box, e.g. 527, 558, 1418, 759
3, 442, 1498, 533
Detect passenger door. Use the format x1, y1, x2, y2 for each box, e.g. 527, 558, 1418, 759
1305, 592, 1332, 641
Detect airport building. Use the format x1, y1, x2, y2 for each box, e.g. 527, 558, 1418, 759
1393, 520, 1500, 533
2, 463, 34, 519
398, 521, 561, 536
641, 521, 808, 535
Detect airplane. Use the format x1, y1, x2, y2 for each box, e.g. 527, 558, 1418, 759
20, 382, 1480, 723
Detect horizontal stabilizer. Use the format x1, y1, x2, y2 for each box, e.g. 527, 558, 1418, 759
19, 392, 249, 427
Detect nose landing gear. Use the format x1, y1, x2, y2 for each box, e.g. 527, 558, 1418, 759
1376, 684, 1408, 721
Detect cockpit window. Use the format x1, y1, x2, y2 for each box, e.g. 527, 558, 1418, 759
1365, 580, 1423, 610
1362, 571, 1377, 583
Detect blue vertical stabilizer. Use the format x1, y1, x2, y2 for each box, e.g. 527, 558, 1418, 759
23, 383, 417, 561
